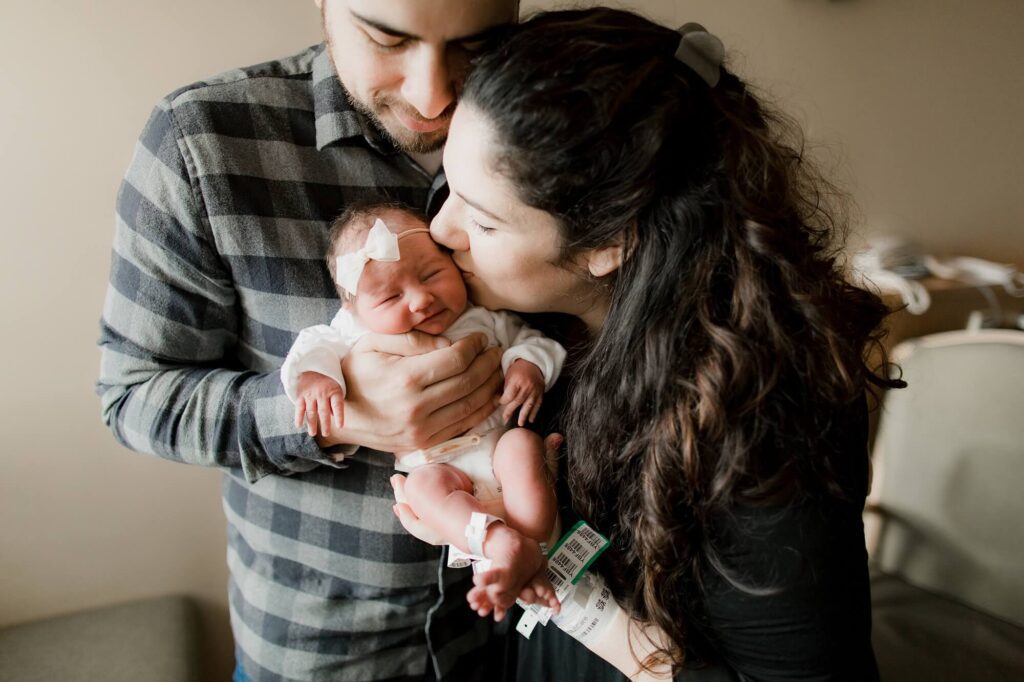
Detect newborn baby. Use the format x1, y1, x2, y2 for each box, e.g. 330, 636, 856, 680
280, 202, 564, 615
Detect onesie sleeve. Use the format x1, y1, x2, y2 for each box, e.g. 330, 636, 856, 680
491, 310, 567, 391
279, 324, 353, 403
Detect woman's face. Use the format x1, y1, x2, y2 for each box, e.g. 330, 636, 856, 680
431, 104, 596, 317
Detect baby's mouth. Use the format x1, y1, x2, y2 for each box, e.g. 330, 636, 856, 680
420, 307, 448, 324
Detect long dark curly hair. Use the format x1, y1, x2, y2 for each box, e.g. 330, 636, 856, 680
464, 7, 901, 671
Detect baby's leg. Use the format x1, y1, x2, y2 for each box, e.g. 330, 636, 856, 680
465, 428, 560, 619
402, 464, 483, 553
403, 461, 557, 618
492, 428, 558, 544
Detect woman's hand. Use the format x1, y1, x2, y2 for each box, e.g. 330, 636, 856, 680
316, 331, 504, 453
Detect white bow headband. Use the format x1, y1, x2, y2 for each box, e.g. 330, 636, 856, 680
335, 219, 430, 295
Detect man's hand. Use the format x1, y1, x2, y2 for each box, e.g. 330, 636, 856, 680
318, 331, 503, 453
499, 359, 545, 426
294, 371, 345, 437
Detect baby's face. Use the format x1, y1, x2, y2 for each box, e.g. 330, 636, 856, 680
352, 227, 468, 336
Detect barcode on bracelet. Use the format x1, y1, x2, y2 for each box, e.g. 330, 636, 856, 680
546, 564, 570, 598
545, 521, 609, 585
552, 551, 576, 574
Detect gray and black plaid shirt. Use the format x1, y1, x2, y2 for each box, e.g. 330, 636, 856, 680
98, 44, 500, 682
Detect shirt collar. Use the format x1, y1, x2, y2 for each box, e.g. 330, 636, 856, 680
312, 44, 392, 153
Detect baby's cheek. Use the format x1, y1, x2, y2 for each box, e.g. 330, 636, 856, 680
360, 307, 415, 335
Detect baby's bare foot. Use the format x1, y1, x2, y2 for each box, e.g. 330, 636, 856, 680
466, 524, 558, 620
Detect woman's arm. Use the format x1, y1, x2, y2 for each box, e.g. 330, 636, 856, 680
549, 571, 674, 681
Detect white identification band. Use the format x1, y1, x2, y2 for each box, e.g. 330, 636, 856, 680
465, 512, 503, 558
516, 520, 610, 639
549, 571, 620, 644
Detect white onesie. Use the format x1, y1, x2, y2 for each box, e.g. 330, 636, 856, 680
280, 305, 566, 506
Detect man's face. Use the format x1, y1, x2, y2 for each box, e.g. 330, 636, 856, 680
316, 0, 517, 153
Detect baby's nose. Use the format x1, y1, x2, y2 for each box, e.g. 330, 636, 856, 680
409, 289, 435, 312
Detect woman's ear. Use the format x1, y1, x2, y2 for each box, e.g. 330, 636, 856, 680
584, 225, 634, 278
586, 244, 624, 278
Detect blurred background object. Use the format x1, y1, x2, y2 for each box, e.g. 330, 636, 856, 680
867, 329, 1024, 680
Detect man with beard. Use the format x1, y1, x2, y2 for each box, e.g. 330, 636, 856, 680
98, 2, 519, 680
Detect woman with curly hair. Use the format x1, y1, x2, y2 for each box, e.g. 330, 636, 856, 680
396, 7, 899, 680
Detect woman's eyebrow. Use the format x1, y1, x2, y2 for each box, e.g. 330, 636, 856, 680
454, 190, 506, 224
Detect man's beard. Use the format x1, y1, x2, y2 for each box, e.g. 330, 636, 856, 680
345, 91, 452, 154
320, 3, 452, 155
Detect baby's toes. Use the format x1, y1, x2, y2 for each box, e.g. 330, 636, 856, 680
529, 576, 560, 612
517, 585, 538, 604
473, 569, 501, 589
467, 587, 492, 617
486, 581, 516, 609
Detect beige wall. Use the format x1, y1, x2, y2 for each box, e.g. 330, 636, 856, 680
1, 0, 1021, 679
1, 2, 323, 679
560, 0, 1023, 260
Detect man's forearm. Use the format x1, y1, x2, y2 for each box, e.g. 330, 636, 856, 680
98, 327, 336, 482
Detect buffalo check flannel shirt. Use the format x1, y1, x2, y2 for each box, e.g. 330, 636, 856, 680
97, 44, 501, 682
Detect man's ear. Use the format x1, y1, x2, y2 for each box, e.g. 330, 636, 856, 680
586, 243, 624, 278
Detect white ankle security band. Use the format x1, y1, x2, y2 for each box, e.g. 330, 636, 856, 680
465, 512, 503, 558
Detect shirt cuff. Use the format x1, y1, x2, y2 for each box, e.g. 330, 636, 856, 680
239, 372, 352, 483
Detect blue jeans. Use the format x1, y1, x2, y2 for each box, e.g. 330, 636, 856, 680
233, 660, 251, 682
233, 654, 436, 681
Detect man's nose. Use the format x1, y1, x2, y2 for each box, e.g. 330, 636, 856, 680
401, 46, 454, 120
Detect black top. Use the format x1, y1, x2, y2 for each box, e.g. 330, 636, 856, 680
516, 387, 879, 681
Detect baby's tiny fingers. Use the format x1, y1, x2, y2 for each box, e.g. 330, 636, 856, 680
519, 398, 536, 427
331, 394, 344, 430
529, 397, 542, 423
294, 399, 306, 429
305, 404, 319, 437
318, 402, 331, 437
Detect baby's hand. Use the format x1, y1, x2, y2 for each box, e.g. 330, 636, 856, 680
294, 372, 345, 437
500, 359, 545, 426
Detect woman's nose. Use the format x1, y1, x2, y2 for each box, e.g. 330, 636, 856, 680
430, 199, 468, 251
